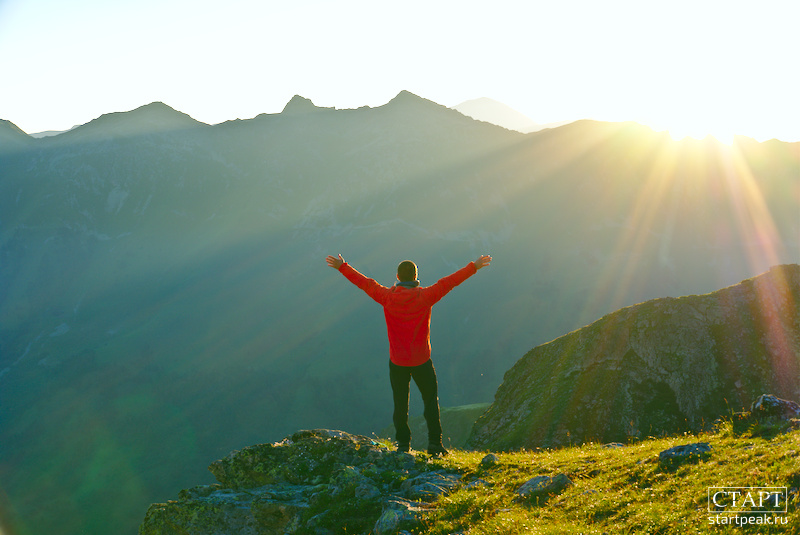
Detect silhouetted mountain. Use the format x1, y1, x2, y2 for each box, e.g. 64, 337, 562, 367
453, 97, 573, 133
29, 126, 77, 138
55, 101, 206, 142
453, 97, 542, 132
1, 91, 798, 535
281, 94, 333, 114
0, 119, 34, 151
469, 264, 800, 450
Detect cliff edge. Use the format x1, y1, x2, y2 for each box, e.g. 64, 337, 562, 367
139, 429, 464, 535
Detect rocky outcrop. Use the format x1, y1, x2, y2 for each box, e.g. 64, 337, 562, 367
139, 429, 464, 535
658, 443, 712, 468
751, 394, 800, 419
469, 265, 800, 450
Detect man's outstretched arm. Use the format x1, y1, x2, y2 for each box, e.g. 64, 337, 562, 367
421, 254, 492, 305
325, 254, 390, 304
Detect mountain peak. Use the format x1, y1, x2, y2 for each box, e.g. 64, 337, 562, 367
385, 90, 442, 109
0, 119, 30, 139
0, 118, 34, 151
106, 101, 200, 125
0, 118, 29, 136
61, 102, 205, 141
281, 95, 333, 114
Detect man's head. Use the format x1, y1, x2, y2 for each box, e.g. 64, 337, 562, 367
397, 260, 418, 282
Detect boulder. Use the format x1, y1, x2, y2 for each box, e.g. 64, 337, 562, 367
402, 471, 462, 500
139, 485, 309, 535
373, 498, 432, 535
751, 394, 800, 419
515, 474, 573, 503
480, 453, 500, 467
658, 442, 712, 467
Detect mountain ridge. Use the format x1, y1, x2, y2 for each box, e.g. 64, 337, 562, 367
469, 264, 800, 451
3, 91, 796, 146
48, 101, 207, 143
453, 97, 543, 133
0, 118, 34, 151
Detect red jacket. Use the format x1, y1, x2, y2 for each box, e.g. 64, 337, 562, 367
338, 262, 478, 366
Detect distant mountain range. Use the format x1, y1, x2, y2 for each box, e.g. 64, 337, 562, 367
20, 95, 556, 138
29, 125, 79, 138
1, 91, 798, 535
452, 97, 571, 133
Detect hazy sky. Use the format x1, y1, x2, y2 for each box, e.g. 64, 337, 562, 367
1, 0, 798, 141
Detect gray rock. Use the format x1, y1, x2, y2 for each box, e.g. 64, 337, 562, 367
373, 498, 432, 535
402, 471, 462, 500
355, 482, 382, 500
465, 478, 490, 489
658, 442, 712, 466
751, 394, 800, 419
480, 453, 500, 466
140, 429, 463, 535
393, 452, 417, 469
330, 465, 368, 497
140, 485, 310, 535
515, 474, 573, 502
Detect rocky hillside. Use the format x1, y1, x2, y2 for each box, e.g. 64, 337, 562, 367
139, 412, 800, 535
469, 264, 800, 450
139, 429, 466, 535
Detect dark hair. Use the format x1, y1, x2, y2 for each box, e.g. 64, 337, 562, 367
397, 260, 418, 282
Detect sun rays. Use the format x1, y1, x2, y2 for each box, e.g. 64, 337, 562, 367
585, 126, 792, 311
505, 121, 800, 439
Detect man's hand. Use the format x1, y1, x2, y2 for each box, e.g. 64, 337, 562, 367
474, 254, 492, 270
326, 254, 345, 269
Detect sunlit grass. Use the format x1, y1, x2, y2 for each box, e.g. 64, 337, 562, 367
415, 425, 800, 534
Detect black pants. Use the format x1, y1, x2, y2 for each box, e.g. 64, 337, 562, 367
389, 359, 442, 447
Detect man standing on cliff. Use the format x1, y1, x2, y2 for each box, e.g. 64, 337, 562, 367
325, 253, 492, 456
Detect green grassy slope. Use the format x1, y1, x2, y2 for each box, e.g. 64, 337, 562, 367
408, 423, 799, 534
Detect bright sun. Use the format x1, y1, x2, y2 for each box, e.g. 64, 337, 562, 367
666, 125, 736, 146
650, 107, 738, 146
640, 93, 748, 146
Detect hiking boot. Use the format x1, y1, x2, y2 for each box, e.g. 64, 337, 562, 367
396, 443, 410, 454
427, 443, 448, 457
